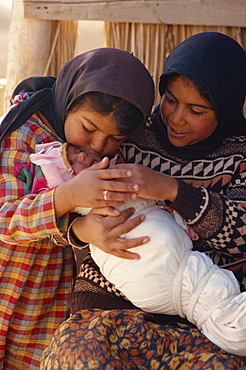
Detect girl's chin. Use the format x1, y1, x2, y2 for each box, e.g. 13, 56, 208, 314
168, 134, 188, 147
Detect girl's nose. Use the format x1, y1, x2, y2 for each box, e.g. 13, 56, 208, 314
170, 106, 186, 126
89, 138, 105, 155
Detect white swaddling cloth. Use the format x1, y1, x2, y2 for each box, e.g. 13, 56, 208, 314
89, 197, 246, 357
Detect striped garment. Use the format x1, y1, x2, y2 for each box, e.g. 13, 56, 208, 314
0, 116, 74, 370
120, 113, 246, 291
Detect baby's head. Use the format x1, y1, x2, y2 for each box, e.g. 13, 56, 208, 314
66, 144, 101, 175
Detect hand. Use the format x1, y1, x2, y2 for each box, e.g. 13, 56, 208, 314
111, 163, 178, 202
72, 207, 150, 259
54, 157, 141, 218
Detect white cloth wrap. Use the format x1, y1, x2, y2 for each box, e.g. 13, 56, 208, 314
180, 251, 246, 356
78, 198, 246, 356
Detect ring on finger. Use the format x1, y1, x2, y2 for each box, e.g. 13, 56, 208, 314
103, 190, 108, 200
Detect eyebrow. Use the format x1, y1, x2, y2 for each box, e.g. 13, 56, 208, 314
82, 115, 126, 137
166, 88, 212, 110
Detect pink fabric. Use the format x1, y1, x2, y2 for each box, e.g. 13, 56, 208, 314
30, 141, 74, 188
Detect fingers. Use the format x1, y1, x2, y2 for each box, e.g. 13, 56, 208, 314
102, 181, 139, 193
92, 156, 110, 169
97, 167, 134, 181
108, 210, 150, 244
91, 206, 121, 217
98, 190, 138, 205
75, 206, 150, 261
107, 235, 150, 260
111, 248, 141, 260
84, 163, 140, 201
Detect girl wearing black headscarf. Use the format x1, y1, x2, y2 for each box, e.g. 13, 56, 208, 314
43, 33, 246, 369
0, 48, 154, 370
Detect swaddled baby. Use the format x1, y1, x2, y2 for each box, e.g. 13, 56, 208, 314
15, 141, 246, 357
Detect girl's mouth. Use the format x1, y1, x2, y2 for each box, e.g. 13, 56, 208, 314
169, 126, 187, 138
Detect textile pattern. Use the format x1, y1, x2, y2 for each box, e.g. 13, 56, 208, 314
41, 309, 246, 370
0, 116, 74, 369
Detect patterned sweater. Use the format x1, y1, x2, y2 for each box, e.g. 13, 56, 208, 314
120, 113, 246, 291
0, 116, 74, 370
70, 112, 246, 317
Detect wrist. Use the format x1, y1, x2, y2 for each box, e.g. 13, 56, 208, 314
67, 218, 89, 250
158, 175, 178, 203
54, 182, 75, 218
169, 180, 206, 222
167, 177, 178, 202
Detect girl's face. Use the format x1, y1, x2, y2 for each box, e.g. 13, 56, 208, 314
64, 103, 126, 157
160, 76, 218, 147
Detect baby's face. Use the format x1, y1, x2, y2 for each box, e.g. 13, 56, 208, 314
67, 144, 101, 174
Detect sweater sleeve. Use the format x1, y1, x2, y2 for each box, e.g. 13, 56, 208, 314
170, 179, 246, 260
0, 120, 68, 245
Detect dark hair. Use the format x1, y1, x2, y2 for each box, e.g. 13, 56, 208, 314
162, 73, 210, 104
68, 92, 144, 136
154, 73, 212, 116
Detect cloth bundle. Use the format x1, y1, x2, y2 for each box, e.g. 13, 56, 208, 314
90, 197, 246, 357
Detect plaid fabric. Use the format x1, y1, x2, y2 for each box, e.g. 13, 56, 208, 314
40, 309, 246, 370
0, 116, 74, 369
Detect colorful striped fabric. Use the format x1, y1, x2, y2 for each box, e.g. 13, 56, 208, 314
0, 116, 74, 369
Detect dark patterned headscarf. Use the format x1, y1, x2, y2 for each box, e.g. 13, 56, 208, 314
158, 32, 246, 158
0, 48, 154, 142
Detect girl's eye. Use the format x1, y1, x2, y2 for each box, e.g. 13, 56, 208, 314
82, 125, 94, 133
190, 108, 203, 116
111, 136, 124, 143
164, 94, 175, 104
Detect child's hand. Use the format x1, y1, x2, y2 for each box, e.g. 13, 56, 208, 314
71, 207, 149, 259
54, 157, 140, 218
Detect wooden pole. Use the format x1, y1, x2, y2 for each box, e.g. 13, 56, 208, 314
4, 0, 52, 112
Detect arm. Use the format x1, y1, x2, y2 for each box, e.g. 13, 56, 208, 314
111, 162, 246, 260
170, 178, 246, 260
0, 125, 64, 244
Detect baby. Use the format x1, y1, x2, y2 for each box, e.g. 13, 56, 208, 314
15, 141, 246, 357
14, 141, 101, 193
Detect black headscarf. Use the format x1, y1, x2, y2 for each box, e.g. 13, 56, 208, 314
0, 48, 154, 143
158, 32, 246, 159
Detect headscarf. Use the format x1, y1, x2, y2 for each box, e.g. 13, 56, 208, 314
0, 48, 154, 142
158, 32, 246, 158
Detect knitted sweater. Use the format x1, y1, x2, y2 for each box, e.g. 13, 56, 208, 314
120, 113, 246, 291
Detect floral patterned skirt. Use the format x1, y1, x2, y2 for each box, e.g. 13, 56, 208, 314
41, 309, 246, 370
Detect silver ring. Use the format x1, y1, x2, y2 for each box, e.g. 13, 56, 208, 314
103, 190, 108, 200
